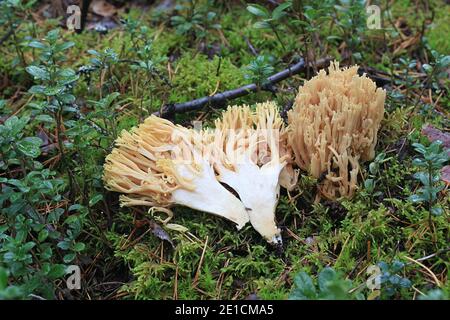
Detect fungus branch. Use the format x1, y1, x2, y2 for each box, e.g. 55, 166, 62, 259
210, 102, 298, 244
287, 61, 386, 199
103, 115, 250, 229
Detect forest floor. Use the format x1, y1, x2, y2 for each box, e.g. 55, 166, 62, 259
0, 0, 449, 300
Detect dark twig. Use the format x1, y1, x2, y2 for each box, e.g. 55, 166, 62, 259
280, 100, 293, 123
0, 28, 14, 45
416, 247, 450, 262
76, 0, 91, 34
243, 36, 259, 56
358, 66, 393, 87
155, 57, 332, 118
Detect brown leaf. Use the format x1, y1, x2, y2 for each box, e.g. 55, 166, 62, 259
37, 127, 57, 154
149, 220, 174, 248
441, 166, 450, 185
90, 0, 117, 17
393, 34, 420, 55
421, 124, 450, 154
245, 293, 260, 300
86, 18, 120, 32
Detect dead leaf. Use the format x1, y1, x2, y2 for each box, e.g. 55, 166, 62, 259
441, 166, 450, 185
393, 34, 420, 55
91, 0, 117, 17
149, 220, 174, 248
37, 127, 57, 154
86, 17, 119, 33
421, 124, 450, 154
245, 293, 260, 300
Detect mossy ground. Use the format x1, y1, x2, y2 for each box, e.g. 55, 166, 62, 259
0, 1, 449, 300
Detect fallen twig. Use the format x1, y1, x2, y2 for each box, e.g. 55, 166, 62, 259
404, 255, 442, 287
243, 35, 259, 56
154, 57, 332, 118
0, 28, 14, 46
357, 67, 392, 87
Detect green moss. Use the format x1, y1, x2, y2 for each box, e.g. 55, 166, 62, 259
170, 53, 246, 102
389, 0, 449, 54
426, 6, 450, 54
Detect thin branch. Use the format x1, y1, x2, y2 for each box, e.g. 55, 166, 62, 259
404, 255, 442, 287
416, 247, 450, 262
0, 28, 14, 46
155, 57, 332, 118
358, 66, 394, 87
243, 35, 259, 56
76, 0, 91, 34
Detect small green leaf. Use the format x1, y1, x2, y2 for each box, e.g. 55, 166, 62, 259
42, 262, 51, 274
411, 143, 426, 154
38, 229, 49, 242
48, 264, 66, 279
7, 179, 30, 193
247, 4, 270, 18
35, 114, 54, 123
17, 137, 42, 158
28, 85, 46, 94
26, 66, 49, 80
289, 272, 317, 300
272, 2, 291, 20
59, 93, 76, 104
399, 278, 412, 288
63, 253, 76, 263
318, 267, 337, 292
64, 215, 79, 225
364, 178, 374, 191
431, 206, 443, 216
57, 241, 70, 250
422, 64, 432, 73
72, 242, 85, 252
408, 194, 424, 203
47, 208, 64, 223
68, 204, 83, 212
56, 41, 75, 51
43, 86, 63, 96
369, 162, 378, 175
413, 172, 430, 186
28, 40, 46, 49
89, 194, 103, 207
45, 29, 60, 42
23, 241, 36, 251
0, 268, 8, 290
40, 246, 53, 260
253, 21, 271, 29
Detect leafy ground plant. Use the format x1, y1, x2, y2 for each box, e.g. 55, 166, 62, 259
289, 267, 364, 300
377, 260, 412, 299
409, 141, 449, 230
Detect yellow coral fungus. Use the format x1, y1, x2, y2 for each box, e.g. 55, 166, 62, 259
211, 101, 298, 244
103, 115, 250, 229
287, 62, 386, 199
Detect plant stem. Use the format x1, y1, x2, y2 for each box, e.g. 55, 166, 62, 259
427, 160, 437, 244
271, 25, 286, 51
